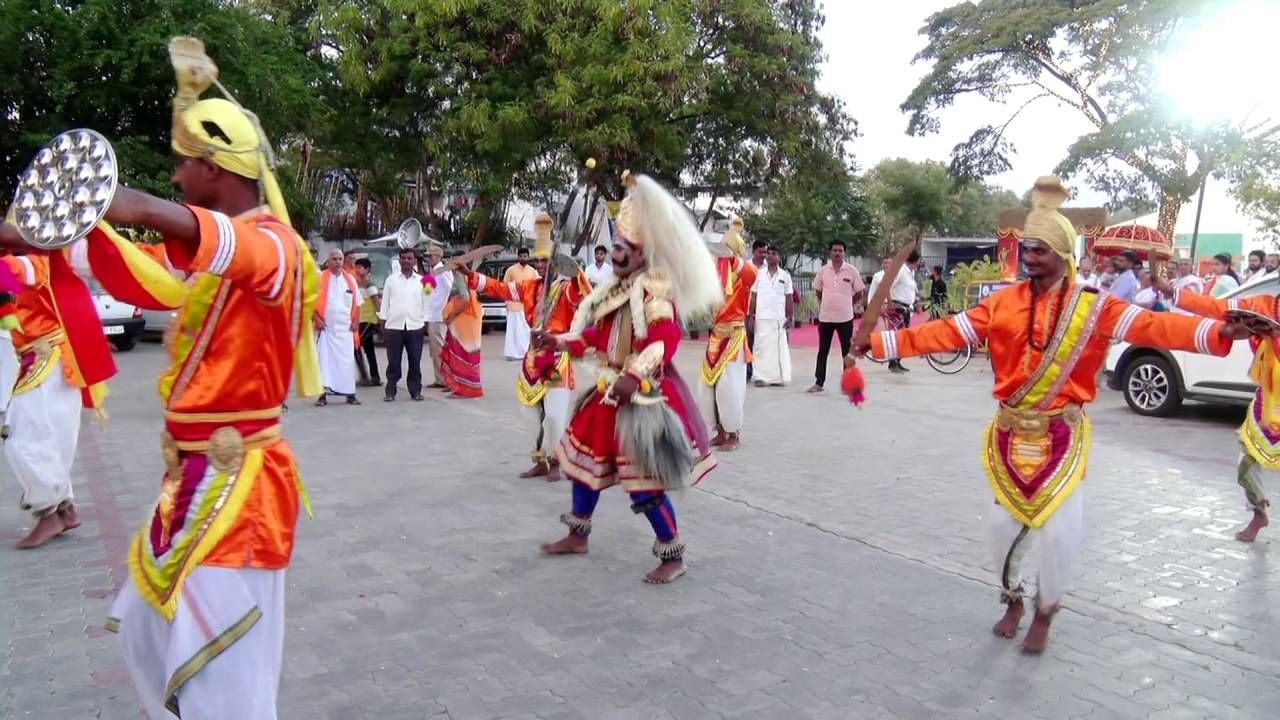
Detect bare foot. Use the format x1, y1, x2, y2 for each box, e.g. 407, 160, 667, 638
546, 462, 562, 483
57, 501, 81, 531
643, 560, 686, 584
540, 534, 589, 555
1020, 607, 1056, 654
992, 600, 1024, 639
719, 433, 740, 452
16, 511, 67, 549
1236, 510, 1269, 543
710, 431, 727, 448
519, 462, 549, 479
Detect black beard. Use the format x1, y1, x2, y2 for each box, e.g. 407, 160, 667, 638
614, 254, 631, 269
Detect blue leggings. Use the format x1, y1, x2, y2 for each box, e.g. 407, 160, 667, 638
569, 482, 677, 542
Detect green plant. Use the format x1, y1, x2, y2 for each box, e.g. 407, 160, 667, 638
945, 250, 1011, 310
796, 292, 820, 324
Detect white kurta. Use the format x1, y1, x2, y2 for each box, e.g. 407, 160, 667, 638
4, 358, 81, 515
504, 309, 530, 359
316, 274, 357, 395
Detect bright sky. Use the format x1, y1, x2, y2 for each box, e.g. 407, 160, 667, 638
816, 1, 1274, 242
817, 1, 1097, 199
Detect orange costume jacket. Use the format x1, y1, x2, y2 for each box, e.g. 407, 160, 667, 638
701, 256, 757, 385
91, 207, 315, 622
872, 281, 1230, 528
1, 247, 117, 410
470, 270, 591, 405
1174, 288, 1280, 468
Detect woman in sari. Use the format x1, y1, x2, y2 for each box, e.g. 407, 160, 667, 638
440, 273, 484, 398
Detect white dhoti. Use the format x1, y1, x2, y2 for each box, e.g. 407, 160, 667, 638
111, 566, 286, 719
1237, 452, 1272, 512
503, 309, 530, 359
317, 274, 357, 395
528, 387, 571, 461
5, 360, 81, 515
698, 356, 747, 434
315, 327, 356, 395
0, 331, 17, 411
752, 320, 791, 385
988, 488, 1084, 610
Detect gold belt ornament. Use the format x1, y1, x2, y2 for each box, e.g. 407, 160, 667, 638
17, 331, 63, 361
995, 404, 1081, 479
995, 404, 1082, 439
156, 425, 275, 546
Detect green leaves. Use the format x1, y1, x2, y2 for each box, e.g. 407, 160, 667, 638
867, 158, 1019, 244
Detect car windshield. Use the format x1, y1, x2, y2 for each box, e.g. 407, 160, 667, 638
1230, 274, 1278, 300
349, 248, 400, 287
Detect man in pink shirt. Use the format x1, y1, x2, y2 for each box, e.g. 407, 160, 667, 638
808, 239, 865, 393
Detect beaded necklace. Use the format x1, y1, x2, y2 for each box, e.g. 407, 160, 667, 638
1023, 277, 1069, 372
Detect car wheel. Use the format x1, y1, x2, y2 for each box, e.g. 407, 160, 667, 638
1122, 355, 1181, 417
112, 336, 136, 352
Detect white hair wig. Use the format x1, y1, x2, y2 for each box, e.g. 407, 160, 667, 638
627, 174, 723, 321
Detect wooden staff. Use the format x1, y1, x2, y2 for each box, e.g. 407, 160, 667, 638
846, 239, 917, 368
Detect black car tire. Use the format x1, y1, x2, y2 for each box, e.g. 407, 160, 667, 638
1122, 355, 1181, 417
112, 336, 136, 352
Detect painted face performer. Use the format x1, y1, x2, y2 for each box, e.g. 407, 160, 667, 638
456, 213, 592, 480
90, 37, 322, 718
698, 217, 757, 451
1156, 251, 1280, 543
535, 172, 723, 584
852, 176, 1248, 653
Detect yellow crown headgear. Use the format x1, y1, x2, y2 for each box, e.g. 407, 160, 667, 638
533, 213, 555, 258
721, 216, 747, 257
1023, 175, 1078, 274
614, 171, 642, 248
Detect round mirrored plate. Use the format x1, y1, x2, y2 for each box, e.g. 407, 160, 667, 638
10, 129, 116, 249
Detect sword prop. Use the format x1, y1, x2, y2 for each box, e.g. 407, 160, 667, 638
536, 157, 594, 332
842, 239, 917, 407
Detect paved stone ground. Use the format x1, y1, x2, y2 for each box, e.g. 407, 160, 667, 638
2, 336, 1278, 719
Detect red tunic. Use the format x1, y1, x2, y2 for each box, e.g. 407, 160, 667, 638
555, 277, 716, 492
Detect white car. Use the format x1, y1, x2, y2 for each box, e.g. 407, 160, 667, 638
1104, 275, 1273, 416
86, 278, 145, 352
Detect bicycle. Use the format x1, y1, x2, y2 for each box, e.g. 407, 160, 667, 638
867, 300, 979, 374
919, 299, 975, 375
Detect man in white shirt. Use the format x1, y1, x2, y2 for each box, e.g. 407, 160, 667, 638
867, 251, 920, 373
584, 244, 613, 286
423, 241, 454, 388
748, 245, 793, 386
314, 249, 361, 406
379, 247, 429, 401
1075, 256, 1099, 288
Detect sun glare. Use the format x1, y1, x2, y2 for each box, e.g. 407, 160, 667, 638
1158, 1, 1280, 126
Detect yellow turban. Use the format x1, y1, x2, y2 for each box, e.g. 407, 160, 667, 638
1023, 176, 1078, 277
533, 213, 555, 258
721, 217, 746, 257
167, 38, 318, 397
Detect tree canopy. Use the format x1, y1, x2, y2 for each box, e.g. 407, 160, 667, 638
0, 0, 326, 198
866, 158, 1020, 246
1, 0, 863, 252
